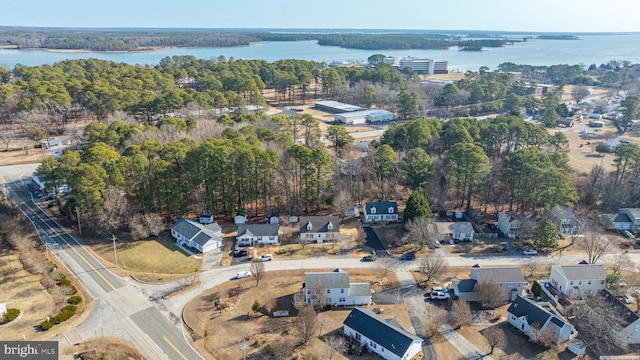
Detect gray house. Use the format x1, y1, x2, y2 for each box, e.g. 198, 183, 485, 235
236, 224, 279, 247
544, 205, 582, 237
170, 218, 223, 253
452, 265, 528, 302
508, 296, 576, 344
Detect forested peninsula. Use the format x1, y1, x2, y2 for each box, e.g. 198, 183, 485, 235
0, 27, 519, 51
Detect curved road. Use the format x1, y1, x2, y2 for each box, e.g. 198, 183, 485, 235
2, 171, 202, 360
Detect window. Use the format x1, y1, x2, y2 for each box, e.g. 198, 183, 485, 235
327, 289, 330, 294
570, 281, 574, 285
339, 297, 345, 302
601, 280, 605, 284
269, 236, 274, 240
371, 207, 377, 214
355, 333, 361, 341
578, 281, 582, 285
388, 207, 394, 213
588, 281, 591, 285
340, 289, 345, 293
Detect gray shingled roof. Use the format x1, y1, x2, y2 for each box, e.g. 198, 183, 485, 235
349, 282, 372, 297
600, 289, 640, 327
547, 205, 575, 219
237, 224, 278, 237
299, 216, 340, 234
621, 208, 640, 220
477, 268, 526, 284
305, 272, 349, 289
434, 222, 474, 234
192, 232, 217, 247
171, 218, 202, 240
455, 279, 477, 293
508, 296, 563, 328
343, 307, 422, 358
613, 213, 632, 223
364, 201, 398, 215
554, 264, 607, 281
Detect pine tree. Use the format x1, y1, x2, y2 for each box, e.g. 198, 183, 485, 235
403, 188, 431, 223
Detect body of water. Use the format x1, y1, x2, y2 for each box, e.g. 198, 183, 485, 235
1, 34, 640, 71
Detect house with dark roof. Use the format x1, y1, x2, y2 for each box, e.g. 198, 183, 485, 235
600, 208, 640, 230
170, 218, 223, 253
299, 216, 340, 244
596, 289, 640, 344
343, 307, 423, 360
303, 269, 371, 306
236, 224, 279, 247
507, 296, 576, 344
544, 205, 582, 237
452, 265, 528, 302
549, 264, 607, 298
364, 201, 399, 222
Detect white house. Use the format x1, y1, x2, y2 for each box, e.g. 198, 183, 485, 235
549, 264, 607, 298
343, 307, 423, 360
364, 201, 398, 222
497, 212, 535, 239
299, 216, 340, 244
452, 265, 528, 302
199, 214, 214, 224
344, 206, 359, 217
236, 224, 279, 247
170, 218, 223, 253
544, 205, 583, 237
303, 269, 371, 306
597, 290, 640, 345
508, 296, 576, 345
433, 222, 474, 241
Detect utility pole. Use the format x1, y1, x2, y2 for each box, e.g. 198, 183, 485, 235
241, 339, 247, 360
75, 207, 81, 235
111, 234, 118, 267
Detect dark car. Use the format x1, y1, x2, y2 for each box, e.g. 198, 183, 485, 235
361, 255, 376, 262
400, 253, 416, 261
233, 249, 248, 257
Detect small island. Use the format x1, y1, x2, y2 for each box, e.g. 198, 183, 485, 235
537, 34, 580, 40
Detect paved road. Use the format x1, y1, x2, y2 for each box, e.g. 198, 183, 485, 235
1, 173, 203, 360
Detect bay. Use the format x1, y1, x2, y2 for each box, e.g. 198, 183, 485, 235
1, 33, 639, 71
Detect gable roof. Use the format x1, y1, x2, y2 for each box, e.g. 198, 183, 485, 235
508, 296, 567, 328
454, 279, 477, 293
171, 218, 222, 246
476, 267, 526, 284
305, 271, 349, 289
599, 289, 640, 327
299, 216, 340, 234
621, 208, 640, 220
349, 282, 372, 297
237, 224, 279, 237
612, 213, 632, 223
364, 201, 398, 215
434, 222, 474, 234
171, 218, 202, 240
546, 205, 576, 219
552, 264, 607, 281
343, 307, 422, 358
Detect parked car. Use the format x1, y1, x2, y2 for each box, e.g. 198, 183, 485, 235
361, 255, 376, 262
522, 249, 538, 255
233, 249, 248, 257
260, 254, 273, 261
236, 271, 251, 279
400, 253, 416, 261
429, 286, 451, 300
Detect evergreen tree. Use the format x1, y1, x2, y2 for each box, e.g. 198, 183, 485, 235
404, 188, 432, 223
531, 220, 562, 251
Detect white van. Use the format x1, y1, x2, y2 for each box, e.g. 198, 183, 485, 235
236, 271, 251, 279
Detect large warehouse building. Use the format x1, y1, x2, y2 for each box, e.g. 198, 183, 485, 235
383, 56, 448, 74
334, 109, 395, 125
314, 101, 364, 113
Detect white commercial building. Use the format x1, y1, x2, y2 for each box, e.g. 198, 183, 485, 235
384, 56, 448, 74
334, 109, 394, 125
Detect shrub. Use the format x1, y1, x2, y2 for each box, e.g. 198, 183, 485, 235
531, 281, 542, 297
40, 321, 53, 330
252, 299, 262, 314
43, 305, 77, 329
0, 308, 20, 325
57, 275, 77, 295
68, 296, 82, 305
265, 344, 273, 354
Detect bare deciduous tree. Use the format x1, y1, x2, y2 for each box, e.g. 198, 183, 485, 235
271, 336, 295, 359
96, 185, 130, 233
578, 232, 613, 264
450, 300, 473, 329
524, 258, 542, 278
475, 280, 507, 309
574, 294, 628, 353
423, 303, 446, 337
417, 254, 449, 283
250, 260, 265, 287
323, 335, 347, 360
405, 216, 439, 249
306, 282, 329, 312
331, 189, 352, 217
373, 258, 398, 284
484, 326, 506, 354
292, 305, 318, 345
609, 253, 633, 277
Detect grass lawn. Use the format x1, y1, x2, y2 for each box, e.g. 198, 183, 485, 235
90, 234, 201, 282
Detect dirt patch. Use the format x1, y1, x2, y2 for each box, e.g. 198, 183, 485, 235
184, 269, 401, 360
440, 238, 506, 256
61, 337, 144, 359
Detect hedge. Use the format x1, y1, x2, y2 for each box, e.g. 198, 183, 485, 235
57, 275, 78, 295
40, 305, 76, 330
0, 308, 20, 325
68, 296, 82, 305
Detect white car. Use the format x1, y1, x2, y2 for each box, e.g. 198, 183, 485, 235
236, 271, 251, 279
428, 287, 451, 300
522, 249, 538, 255
260, 254, 273, 261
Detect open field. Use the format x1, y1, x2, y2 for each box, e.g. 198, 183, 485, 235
84, 233, 201, 282
184, 269, 400, 360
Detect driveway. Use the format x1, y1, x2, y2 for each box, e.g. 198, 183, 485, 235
395, 271, 437, 360
362, 226, 386, 256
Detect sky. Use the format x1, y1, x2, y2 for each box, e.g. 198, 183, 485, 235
2, 0, 640, 33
